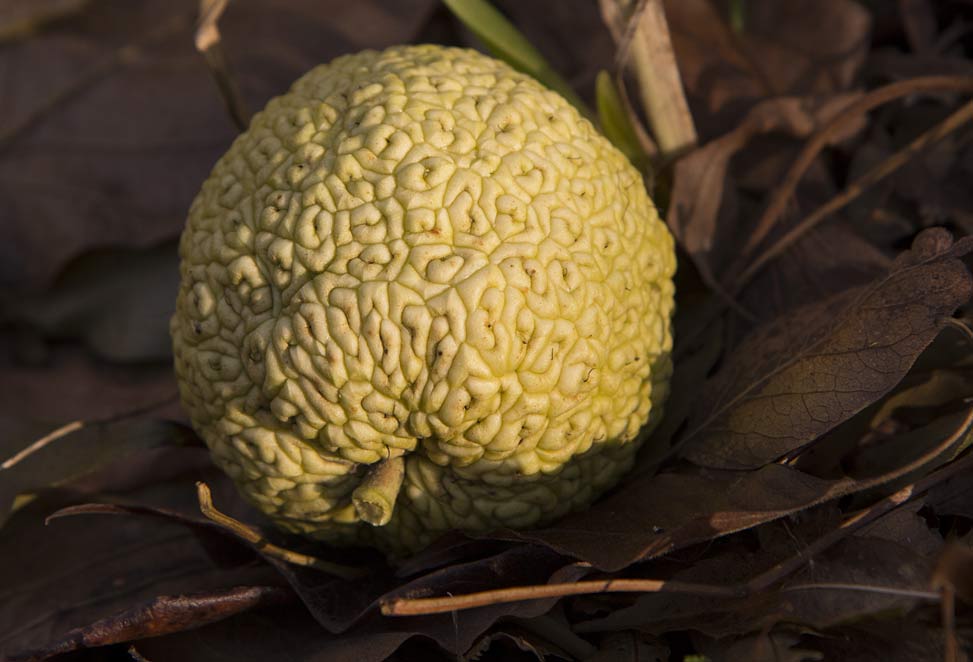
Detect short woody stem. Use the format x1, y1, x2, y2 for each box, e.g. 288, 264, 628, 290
195, 482, 365, 579
352, 456, 405, 526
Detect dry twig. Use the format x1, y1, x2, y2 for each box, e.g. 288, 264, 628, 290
195, 0, 250, 131
0, 395, 178, 471
739, 75, 973, 265
195, 482, 365, 579
737, 96, 973, 289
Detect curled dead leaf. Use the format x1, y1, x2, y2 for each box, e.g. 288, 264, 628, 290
6, 586, 293, 662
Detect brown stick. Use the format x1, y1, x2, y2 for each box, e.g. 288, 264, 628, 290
381, 577, 739, 616
195, 482, 366, 579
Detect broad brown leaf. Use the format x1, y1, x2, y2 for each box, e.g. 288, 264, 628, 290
0, 418, 195, 528
736, 223, 894, 331
0, 490, 282, 658
5, 241, 179, 363
681, 229, 973, 469
506, 398, 973, 571
925, 472, 973, 522
576, 507, 941, 638
131, 606, 347, 662
0, 0, 436, 292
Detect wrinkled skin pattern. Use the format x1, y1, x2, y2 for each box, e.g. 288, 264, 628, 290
172, 45, 676, 553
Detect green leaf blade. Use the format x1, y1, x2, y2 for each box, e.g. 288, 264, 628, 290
441, 0, 593, 120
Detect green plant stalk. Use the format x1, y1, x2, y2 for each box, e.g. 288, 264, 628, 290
595, 70, 652, 171
729, 0, 746, 33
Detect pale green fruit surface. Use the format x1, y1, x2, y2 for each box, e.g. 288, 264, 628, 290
171, 44, 675, 554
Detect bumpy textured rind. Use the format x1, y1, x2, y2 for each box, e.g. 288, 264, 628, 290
171, 44, 676, 553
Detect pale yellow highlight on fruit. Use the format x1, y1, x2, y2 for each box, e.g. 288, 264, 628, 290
171, 44, 676, 554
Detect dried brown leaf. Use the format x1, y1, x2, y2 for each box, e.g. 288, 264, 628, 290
774, 537, 940, 629
665, 0, 871, 134
506, 399, 973, 572
501, 470, 833, 573
737, 98, 973, 295
45, 499, 588, 658
681, 229, 973, 470
736, 223, 893, 329
300, 555, 589, 659
856, 503, 944, 558
0, 488, 282, 659
6, 241, 179, 363
845, 407, 973, 487
577, 517, 941, 638
0, 344, 181, 454
132, 605, 346, 662
7, 586, 292, 662
0, 0, 437, 291
44, 497, 386, 627
737, 76, 973, 287
391, 536, 512, 579
925, 472, 973, 521
0, 416, 193, 528
47, 500, 266, 569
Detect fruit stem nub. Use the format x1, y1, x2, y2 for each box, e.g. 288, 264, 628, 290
353, 455, 405, 526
